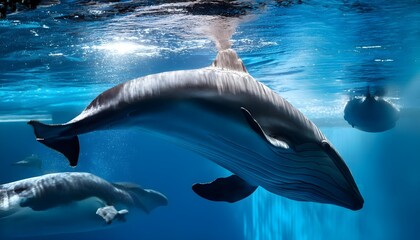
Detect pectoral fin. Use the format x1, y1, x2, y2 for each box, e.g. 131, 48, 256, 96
241, 107, 290, 149
96, 206, 129, 224
192, 175, 257, 203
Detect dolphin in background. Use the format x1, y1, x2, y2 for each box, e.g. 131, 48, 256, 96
0, 172, 167, 237
11, 154, 42, 169
344, 87, 400, 132
28, 48, 364, 210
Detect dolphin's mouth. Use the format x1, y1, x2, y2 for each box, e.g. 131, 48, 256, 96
246, 139, 365, 211
321, 140, 364, 210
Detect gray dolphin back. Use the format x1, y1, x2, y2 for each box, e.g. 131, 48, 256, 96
0, 173, 168, 214
14, 173, 122, 211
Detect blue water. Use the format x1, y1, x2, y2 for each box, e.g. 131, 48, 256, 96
1, 0, 419, 239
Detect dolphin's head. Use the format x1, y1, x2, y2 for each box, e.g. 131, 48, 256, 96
261, 140, 364, 210
239, 106, 364, 210
318, 140, 364, 210
0, 184, 30, 218
276, 139, 364, 211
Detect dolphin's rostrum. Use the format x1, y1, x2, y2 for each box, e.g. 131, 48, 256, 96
28, 49, 364, 210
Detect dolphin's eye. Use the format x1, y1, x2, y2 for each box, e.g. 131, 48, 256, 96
321, 140, 331, 150
14, 186, 27, 194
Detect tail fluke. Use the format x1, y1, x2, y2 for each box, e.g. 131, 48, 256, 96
40, 137, 79, 167
112, 182, 168, 213
27, 120, 80, 167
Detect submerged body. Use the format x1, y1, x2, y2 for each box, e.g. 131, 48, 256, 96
0, 172, 167, 237
344, 93, 400, 132
29, 49, 363, 210
11, 154, 42, 169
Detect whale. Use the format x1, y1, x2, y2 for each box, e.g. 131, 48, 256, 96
28, 49, 364, 210
0, 172, 168, 237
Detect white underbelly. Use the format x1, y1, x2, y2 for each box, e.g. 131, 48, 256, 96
134, 102, 278, 187
133, 102, 329, 197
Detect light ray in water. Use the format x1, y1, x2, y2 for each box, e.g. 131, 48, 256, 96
92, 42, 160, 56
0, 114, 51, 123
243, 188, 362, 240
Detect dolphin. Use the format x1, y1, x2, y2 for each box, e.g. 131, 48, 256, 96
11, 154, 42, 169
28, 49, 364, 210
0, 172, 168, 237
344, 88, 400, 132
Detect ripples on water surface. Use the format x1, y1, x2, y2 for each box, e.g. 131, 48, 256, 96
1, 0, 418, 121
0, 0, 419, 240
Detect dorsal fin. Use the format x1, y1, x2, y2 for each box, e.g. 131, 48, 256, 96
211, 49, 248, 73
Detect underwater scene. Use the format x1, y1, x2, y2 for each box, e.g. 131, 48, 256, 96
0, 0, 419, 239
